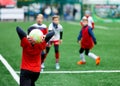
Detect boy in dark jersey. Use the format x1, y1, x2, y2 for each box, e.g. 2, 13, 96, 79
16, 27, 54, 86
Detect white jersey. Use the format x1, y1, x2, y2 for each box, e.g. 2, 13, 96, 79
31, 23, 47, 29
48, 23, 63, 41
28, 23, 47, 35
81, 16, 94, 28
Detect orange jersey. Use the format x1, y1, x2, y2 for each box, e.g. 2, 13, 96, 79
20, 37, 46, 72
81, 26, 94, 49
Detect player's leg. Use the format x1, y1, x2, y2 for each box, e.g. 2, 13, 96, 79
31, 72, 40, 86
41, 42, 52, 70
77, 48, 86, 65
85, 49, 100, 65
45, 41, 52, 59
54, 45, 59, 63
20, 70, 31, 86
41, 50, 46, 69
54, 44, 60, 69
41, 51, 45, 64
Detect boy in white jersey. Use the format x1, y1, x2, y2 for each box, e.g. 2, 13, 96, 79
42, 15, 63, 70
28, 14, 48, 35
27, 14, 48, 70
80, 10, 94, 30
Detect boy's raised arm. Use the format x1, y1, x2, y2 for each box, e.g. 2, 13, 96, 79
77, 30, 82, 42
45, 31, 55, 42
16, 26, 27, 40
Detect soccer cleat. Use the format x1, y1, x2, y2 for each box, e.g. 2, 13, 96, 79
96, 57, 100, 65
77, 61, 86, 65
56, 63, 60, 70
41, 63, 45, 69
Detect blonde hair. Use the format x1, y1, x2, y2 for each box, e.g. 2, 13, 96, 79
37, 14, 43, 18
52, 15, 60, 20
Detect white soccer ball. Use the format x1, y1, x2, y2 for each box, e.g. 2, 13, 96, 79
29, 29, 43, 43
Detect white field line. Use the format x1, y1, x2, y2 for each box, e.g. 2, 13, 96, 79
67, 21, 108, 30
0, 54, 19, 85
16, 70, 120, 74
95, 25, 108, 30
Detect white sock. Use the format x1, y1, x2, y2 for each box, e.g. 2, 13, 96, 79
88, 52, 98, 60
80, 53, 86, 62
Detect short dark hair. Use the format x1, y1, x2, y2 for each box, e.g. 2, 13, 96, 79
52, 15, 59, 20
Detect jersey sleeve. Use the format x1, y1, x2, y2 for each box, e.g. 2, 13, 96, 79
21, 37, 29, 48
39, 41, 46, 50
48, 24, 53, 31
16, 26, 27, 40
88, 27, 96, 43
40, 28, 48, 35
40, 24, 48, 35
45, 31, 55, 42
77, 30, 82, 41
27, 26, 36, 35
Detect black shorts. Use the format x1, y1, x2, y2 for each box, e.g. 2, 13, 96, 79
20, 69, 40, 86
79, 48, 90, 55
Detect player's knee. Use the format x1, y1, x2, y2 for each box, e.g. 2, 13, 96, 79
46, 47, 50, 53
85, 51, 89, 55
54, 45, 59, 53
55, 49, 59, 53
79, 49, 83, 54
55, 48, 59, 53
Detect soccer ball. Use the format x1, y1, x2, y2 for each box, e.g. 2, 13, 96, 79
29, 29, 44, 43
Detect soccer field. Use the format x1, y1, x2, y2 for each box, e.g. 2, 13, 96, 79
0, 21, 120, 86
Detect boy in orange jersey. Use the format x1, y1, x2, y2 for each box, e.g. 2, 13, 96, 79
27, 14, 48, 70
16, 27, 54, 86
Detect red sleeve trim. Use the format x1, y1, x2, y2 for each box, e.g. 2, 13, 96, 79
21, 37, 29, 47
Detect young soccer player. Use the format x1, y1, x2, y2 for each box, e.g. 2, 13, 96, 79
77, 16, 100, 65
28, 14, 47, 35
80, 10, 94, 29
16, 27, 54, 86
27, 14, 48, 69
42, 15, 63, 70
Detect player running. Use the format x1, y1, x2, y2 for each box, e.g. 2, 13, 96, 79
27, 14, 48, 70
41, 15, 63, 70
16, 26, 54, 86
77, 16, 100, 65
80, 10, 95, 29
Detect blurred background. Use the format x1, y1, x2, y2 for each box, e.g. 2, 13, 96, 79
1, 1, 120, 86
0, 0, 120, 22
